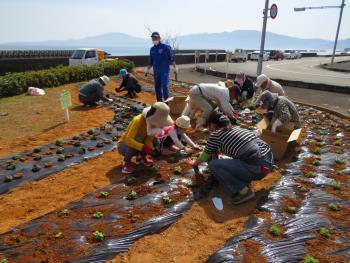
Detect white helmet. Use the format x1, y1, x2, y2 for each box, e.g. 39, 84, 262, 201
99, 75, 110, 85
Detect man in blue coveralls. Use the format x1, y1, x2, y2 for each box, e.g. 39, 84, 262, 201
146, 32, 177, 102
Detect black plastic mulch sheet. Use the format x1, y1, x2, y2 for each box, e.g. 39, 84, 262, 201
0, 174, 197, 263
207, 106, 350, 263
0, 97, 146, 195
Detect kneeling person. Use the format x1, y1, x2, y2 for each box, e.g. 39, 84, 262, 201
115, 69, 142, 98
190, 111, 274, 205
79, 75, 112, 106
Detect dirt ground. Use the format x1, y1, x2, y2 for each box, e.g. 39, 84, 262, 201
0, 76, 316, 262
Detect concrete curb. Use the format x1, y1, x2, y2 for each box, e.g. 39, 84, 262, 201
195, 67, 350, 95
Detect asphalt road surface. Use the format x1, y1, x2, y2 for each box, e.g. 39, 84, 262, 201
196, 56, 350, 87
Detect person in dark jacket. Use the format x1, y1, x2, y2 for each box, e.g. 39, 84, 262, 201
234, 72, 255, 103
115, 69, 141, 98
78, 75, 112, 106
146, 32, 177, 102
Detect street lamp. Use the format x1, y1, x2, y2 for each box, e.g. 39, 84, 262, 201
294, 0, 346, 65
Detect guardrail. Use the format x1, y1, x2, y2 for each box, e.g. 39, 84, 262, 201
0, 50, 74, 58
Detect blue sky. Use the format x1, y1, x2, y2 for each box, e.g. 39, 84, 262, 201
0, 0, 349, 43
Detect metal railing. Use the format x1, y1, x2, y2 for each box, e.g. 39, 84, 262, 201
0, 50, 74, 59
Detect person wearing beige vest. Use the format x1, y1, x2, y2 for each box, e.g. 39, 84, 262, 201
252, 74, 286, 104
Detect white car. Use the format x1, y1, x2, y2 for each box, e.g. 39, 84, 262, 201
250, 51, 269, 61
231, 48, 248, 62
283, 49, 298, 59
69, 48, 107, 66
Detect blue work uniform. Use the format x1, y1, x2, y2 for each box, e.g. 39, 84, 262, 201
149, 43, 174, 101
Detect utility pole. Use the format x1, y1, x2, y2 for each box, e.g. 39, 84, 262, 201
257, 0, 269, 76
294, 0, 346, 65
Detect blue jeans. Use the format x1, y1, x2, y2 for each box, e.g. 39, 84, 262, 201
154, 71, 169, 102
208, 157, 272, 197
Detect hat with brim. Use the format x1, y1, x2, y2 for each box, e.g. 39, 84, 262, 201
175, 116, 191, 129
255, 74, 268, 88
151, 32, 160, 38
225, 80, 234, 88
143, 102, 173, 128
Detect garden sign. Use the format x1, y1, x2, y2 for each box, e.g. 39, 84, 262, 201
60, 90, 72, 122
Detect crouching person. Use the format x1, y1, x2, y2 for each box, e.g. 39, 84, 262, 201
255, 90, 301, 132
160, 116, 200, 155
79, 75, 113, 106
117, 102, 173, 174
115, 69, 142, 98
189, 111, 274, 205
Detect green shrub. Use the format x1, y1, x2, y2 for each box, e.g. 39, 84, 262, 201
0, 59, 134, 97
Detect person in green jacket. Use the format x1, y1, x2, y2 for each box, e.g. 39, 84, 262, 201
78, 75, 113, 106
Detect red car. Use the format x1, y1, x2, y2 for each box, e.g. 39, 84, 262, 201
269, 50, 284, 60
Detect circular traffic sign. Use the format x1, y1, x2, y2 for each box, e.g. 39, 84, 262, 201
270, 3, 278, 19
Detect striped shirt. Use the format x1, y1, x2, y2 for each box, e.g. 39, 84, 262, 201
204, 127, 271, 159
198, 83, 234, 116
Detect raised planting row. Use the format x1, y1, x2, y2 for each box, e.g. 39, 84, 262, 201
0, 157, 211, 263
0, 97, 146, 195
207, 106, 350, 263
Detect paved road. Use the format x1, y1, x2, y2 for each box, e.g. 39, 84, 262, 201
173, 65, 350, 117
196, 56, 350, 87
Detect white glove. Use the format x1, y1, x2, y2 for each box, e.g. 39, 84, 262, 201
271, 119, 283, 133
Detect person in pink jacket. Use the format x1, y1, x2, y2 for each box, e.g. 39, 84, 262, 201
159, 116, 200, 155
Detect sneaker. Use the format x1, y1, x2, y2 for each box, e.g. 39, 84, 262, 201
122, 162, 134, 174
136, 156, 154, 166
232, 187, 255, 205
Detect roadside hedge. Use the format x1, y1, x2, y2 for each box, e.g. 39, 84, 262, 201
0, 59, 134, 98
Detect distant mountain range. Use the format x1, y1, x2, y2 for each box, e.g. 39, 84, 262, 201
1, 30, 349, 54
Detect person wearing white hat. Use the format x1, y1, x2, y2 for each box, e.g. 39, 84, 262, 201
252, 74, 285, 104
117, 102, 173, 174
182, 82, 237, 131
78, 75, 113, 106
158, 115, 200, 155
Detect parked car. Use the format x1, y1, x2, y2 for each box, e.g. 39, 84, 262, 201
269, 50, 284, 60
250, 51, 269, 61
231, 48, 248, 62
283, 49, 298, 59
295, 51, 302, 59
69, 48, 108, 66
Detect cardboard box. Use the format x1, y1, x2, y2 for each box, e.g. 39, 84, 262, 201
257, 119, 302, 160
165, 96, 188, 115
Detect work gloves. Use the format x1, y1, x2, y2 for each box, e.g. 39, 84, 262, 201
142, 145, 154, 156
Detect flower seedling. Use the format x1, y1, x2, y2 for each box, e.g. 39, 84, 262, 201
319, 227, 331, 238
315, 136, 323, 142
33, 148, 41, 153
335, 127, 341, 132
312, 159, 321, 166
304, 256, 319, 263
32, 164, 41, 172
73, 135, 81, 140
56, 147, 65, 154
96, 142, 104, 148
269, 224, 281, 237
273, 165, 279, 170
316, 141, 324, 147
127, 176, 137, 185
167, 156, 176, 163
92, 230, 104, 242
88, 129, 94, 135
331, 180, 342, 190
88, 146, 95, 151
328, 203, 338, 211
334, 139, 342, 146
313, 147, 321, 155
59, 209, 69, 216
55, 232, 63, 239
90, 135, 97, 141
12, 154, 21, 160
4, 175, 14, 183
126, 190, 138, 200
306, 171, 316, 178
99, 191, 109, 198
78, 147, 86, 154
286, 206, 298, 214
0, 258, 8, 263
183, 179, 194, 188
55, 140, 64, 146
162, 196, 173, 205
6, 163, 16, 170
10, 235, 20, 242
74, 141, 81, 147
335, 159, 346, 165
57, 155, 65, 162
174, 165, 182, 175
93, 211, 103, 219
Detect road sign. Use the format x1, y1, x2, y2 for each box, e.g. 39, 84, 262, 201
60, 90, 72, 109
270, 3, 278, 19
